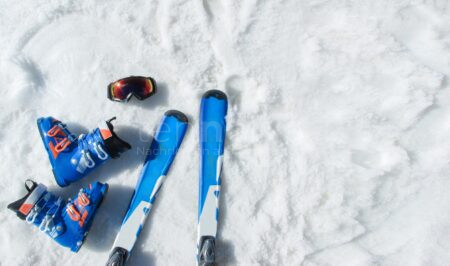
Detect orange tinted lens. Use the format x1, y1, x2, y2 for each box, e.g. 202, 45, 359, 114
133, 79, 154, 99
111, 81, 133, 100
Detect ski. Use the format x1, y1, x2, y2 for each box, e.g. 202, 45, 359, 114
197, 90, 228, 266
106, 110, 188, 266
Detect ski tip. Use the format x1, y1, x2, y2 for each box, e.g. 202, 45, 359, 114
165, 110, 188, 123
202, 90, 227, 100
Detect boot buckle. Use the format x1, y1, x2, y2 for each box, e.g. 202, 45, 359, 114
94, 143, 109, 160
55, 138, 71, 152
47, 125, 64, 137
77, 191, 90, 207
66, 204, 81, 221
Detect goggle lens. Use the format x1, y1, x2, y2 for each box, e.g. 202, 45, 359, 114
132, 79, 153, 99
109, 77, 156, 102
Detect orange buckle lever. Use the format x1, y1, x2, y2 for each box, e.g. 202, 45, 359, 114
55, 138, 71, 152
67, 204, 81, 221
47, 125, 64, 137
77, 192, 90, 207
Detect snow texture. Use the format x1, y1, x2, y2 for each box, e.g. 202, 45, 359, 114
1, 0, 450, 265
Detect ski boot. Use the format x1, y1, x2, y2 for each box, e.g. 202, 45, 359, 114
8, 180, 108, 252
37, 117, 131, 187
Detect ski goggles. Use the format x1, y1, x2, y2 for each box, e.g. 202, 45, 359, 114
107, 76, 157, 102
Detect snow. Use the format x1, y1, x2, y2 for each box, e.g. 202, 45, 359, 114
1, 0, 450, 265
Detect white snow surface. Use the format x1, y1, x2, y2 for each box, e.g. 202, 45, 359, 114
1, 0, 450, 265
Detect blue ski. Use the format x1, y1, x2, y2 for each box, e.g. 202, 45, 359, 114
106, 110, 188, 266
197, 90, 228, 266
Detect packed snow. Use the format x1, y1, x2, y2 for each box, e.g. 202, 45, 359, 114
1, 0, 450, 265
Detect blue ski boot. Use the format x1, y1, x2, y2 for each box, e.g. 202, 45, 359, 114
37, 117, 131, 187
8, 179, 108, 252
